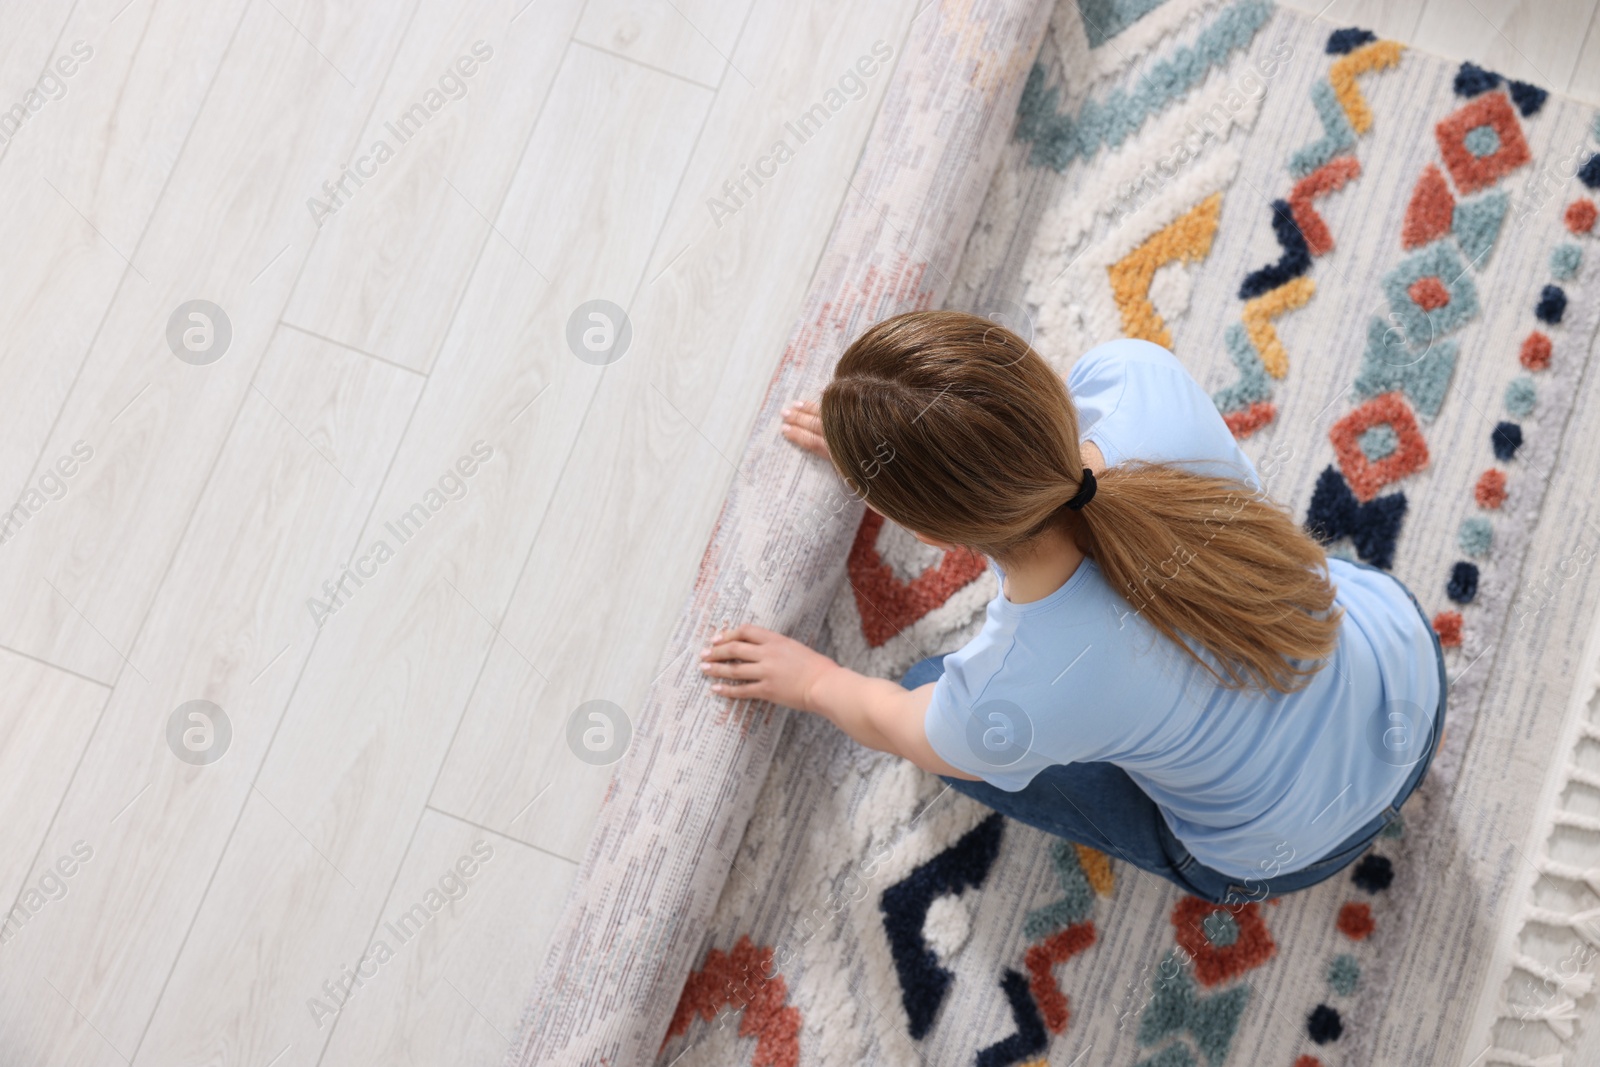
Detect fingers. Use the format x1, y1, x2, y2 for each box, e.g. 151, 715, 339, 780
783, 402, 821, 434
709, 624, 771, 646
702, 625, 773, 699
702, 640, 760, 662
781, 424, 828, 459
782, 430, 826, 458
701, 658, 762, 681
710, 679, 766, 699
780, 401, 829, 460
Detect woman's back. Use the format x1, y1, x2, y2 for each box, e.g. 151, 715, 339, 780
920, 339, 1443, 880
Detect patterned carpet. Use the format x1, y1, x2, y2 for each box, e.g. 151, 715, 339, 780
656, 2, 1600, 1066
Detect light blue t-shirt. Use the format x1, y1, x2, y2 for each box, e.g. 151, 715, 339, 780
923, 339, 1442, 880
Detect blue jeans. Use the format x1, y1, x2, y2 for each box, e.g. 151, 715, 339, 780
900, 562, 1447, 905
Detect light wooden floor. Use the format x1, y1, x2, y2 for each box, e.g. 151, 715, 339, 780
0, 1, 1593, 1065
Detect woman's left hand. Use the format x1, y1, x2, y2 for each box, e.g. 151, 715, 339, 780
701, 624, 839, 712
780, 400, 830, 461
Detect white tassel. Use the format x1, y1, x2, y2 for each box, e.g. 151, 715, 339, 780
1483, 1048, 1564, 1067
1525, 906, 1600, 950
1504, 994, 1581, 1039
1565, 765, 1600, 792
1551, 808, 1600, 834
1513, 953, 1596, 997
1536, 859, 1600, 897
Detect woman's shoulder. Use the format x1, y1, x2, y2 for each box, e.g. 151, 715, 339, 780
1066, 339, 1195, 435
1067, 338, 1255, 485
1069, 338, 1186, 383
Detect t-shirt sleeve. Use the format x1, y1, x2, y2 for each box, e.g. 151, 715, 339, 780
1067, 338, 1262, 491
922, 629, 1060, 792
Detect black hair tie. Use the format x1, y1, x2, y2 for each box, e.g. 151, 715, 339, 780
1064, 468, 1097, 510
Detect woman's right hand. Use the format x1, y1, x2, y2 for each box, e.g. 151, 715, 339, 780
780, 399, 830, 461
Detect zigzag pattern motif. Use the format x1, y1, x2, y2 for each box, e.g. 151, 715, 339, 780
1327, 38, 1405, 134
1241, 275, 1315, 378
1014, 0, 1273, 170
1288, 156, 1361, 255
1025, 921, 1097, 1034
663, 936, 802, 1067
1109, 193, 1224, 347
975, 969, 1050, 1067
1238, 200, 1311, 299
1024, 840, 1099, 940
1212, 30, 1404, 438
880, 814, 1005, 1039
1290, 79, 1357, 178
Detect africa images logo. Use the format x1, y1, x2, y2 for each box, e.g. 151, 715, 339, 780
306, 840, 494, 1027
307, 441, 494, 627
0, 40, 93, 148
306, 41, 495, 227
0, 442, 94, 548
705, 40, 894, 228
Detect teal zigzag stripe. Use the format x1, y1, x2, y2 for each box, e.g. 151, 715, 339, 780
1212, 322, 1273, 414
1016, 0, 1273, 170
1289, 78, 1356, 178
1023, 840, 1096, 940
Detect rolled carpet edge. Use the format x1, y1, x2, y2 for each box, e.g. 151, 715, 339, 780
504, 2, 1052, 1064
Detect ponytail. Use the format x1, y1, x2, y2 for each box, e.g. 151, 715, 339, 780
821, 310, 1340, 694
1069, 463, 1339, 691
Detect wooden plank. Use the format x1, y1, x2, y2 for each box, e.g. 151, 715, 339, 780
132, 44, 710, 1067
0, 648, 107, 920
0, 0, 421, 683
314, 809, 576, 1066
574, 0, 754, 89
283, 0, 585, 373
429, 0, 918, 862
0, 328, 420, 1058
10, 0, 251, 250
1566, 6, 1600, 102
0, 0, 248, 542
129, 789, 357, 1066
0, 5, 74, 133
1413, 0, 1599, 89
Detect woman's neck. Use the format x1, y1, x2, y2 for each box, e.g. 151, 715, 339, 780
995, 526, 1085, 604
993, 440, 1102, 605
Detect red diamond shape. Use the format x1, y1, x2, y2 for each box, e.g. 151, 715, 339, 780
1172, 897, 1276, 987
1407, 276, 1451, 311
1435, 92, 1530, 194
1330, 392, 1430, 502
847, 510, 987, 647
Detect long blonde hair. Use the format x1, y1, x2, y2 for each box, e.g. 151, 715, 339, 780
819, 310, 1340, 694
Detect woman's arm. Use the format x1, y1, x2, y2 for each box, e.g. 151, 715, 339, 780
701, 625, 980, 780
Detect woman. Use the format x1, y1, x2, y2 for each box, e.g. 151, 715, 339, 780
700, 310, 1445, 905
